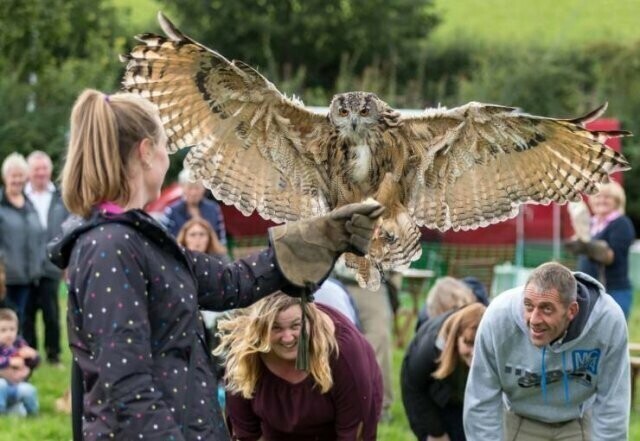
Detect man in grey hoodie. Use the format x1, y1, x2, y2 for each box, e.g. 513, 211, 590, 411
464, 262, 629, 441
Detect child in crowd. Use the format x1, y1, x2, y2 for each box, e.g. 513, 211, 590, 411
0, 308, 39, 416
176, 217, 229, 260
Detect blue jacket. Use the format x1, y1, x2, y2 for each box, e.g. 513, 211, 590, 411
163, 198, 227, 244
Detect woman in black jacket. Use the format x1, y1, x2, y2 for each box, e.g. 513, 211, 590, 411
49, 89, 383, 441
401, 303, 486, 441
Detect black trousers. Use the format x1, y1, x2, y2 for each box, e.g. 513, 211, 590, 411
23, 276, 61, 361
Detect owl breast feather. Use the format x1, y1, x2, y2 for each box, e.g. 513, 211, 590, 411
351, 143, 372, 185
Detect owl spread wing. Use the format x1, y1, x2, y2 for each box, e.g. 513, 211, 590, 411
121, 13, 333, 222
400, 102, 630, 231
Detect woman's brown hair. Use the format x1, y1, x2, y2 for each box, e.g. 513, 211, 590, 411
176, 218, 227, 256
62, 89, 164, 217
432, 303, 486, 379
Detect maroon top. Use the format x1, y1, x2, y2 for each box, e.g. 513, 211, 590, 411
226, 304, 382, 441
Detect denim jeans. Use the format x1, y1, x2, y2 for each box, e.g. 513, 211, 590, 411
6, 284, 31, 331
0, 378, 39, 415
608, 288, 632, 320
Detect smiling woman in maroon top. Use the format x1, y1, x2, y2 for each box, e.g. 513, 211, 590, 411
216, 292, 382, 441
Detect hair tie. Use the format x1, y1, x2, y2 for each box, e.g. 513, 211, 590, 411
104, 94, 111, 103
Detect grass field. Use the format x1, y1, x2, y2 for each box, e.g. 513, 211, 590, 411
1, 287, 639, 440
112, 0, 640, 51
429, 0, 640, 49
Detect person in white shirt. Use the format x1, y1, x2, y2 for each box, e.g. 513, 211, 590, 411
23, 151, 68, 365
313, 277, 360, 328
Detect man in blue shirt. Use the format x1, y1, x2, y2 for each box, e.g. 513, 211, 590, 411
163, 169, 227, 244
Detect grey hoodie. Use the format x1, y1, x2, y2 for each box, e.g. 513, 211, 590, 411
463, 272, 629, 440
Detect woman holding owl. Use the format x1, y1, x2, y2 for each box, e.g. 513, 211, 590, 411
47, 88, 383, 441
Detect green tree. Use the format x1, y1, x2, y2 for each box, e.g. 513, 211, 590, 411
455, 48, 589, 115
0, 0, 128, 165
156, 0, 439, 104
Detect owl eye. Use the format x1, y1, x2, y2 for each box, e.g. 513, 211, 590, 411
339, 108, 348, 117
360, 108, 369, 116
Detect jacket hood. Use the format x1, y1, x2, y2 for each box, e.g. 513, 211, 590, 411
563, 272, 603, 344
48, 209, 174, 269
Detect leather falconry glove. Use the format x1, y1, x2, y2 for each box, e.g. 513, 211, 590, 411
565, 239, 613, 264
269, 200, 385, 287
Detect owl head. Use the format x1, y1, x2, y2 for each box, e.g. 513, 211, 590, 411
329, 92, 383, 137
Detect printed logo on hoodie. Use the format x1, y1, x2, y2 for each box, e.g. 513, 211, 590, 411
505, 348, 601, 389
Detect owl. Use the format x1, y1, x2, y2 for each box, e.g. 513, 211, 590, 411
122, 13, 630, 289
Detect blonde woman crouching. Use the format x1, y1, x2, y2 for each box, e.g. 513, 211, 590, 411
216, 292, 383, 441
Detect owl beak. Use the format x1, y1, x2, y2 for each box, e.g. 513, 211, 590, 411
351, 118, 358, 131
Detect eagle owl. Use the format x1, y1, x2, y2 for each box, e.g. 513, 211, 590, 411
122, 13, 630, 289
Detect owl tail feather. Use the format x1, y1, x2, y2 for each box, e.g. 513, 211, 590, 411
342, 209, 422, 290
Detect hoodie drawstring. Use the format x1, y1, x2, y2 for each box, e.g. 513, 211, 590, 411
541, 347, 571, 405
541, 346, 547, 403
562, 351, 570, 404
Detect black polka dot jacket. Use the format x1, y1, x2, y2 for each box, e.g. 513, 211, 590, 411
48, 209, 295, 440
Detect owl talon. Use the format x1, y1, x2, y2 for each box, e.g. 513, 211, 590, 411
380, 228, 397, 244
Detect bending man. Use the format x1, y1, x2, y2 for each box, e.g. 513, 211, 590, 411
464, 262, 629, 441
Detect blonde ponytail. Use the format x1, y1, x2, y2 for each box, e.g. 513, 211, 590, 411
62, 89, 162, 217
